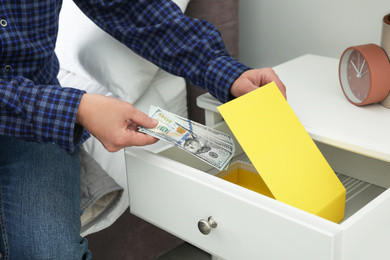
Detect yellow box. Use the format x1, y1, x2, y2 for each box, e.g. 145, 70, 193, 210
217, 82, 346, 223
215, 161, 274, 199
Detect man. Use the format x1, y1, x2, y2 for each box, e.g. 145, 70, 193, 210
0, 0, 286, 259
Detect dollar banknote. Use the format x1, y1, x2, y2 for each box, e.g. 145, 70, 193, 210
138, 106, 235, 171
158, 108, 235, 153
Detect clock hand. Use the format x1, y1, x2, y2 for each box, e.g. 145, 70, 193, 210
360, 69, 369, 76
359, 59, 366, 74
358, 53, 361, 70
350, 60, 360, 74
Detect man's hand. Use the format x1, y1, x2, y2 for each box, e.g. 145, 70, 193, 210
230, 68, 287, 99
76, 94, 158, 152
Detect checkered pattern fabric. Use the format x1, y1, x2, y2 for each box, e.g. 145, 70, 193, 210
0, 0, 250, 153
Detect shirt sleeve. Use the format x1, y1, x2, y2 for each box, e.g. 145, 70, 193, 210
73, 0, 251, 103
0, 76, 90, 153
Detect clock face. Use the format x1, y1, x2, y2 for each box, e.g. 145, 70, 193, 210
339, 44, 390, 106
343, 50, 371, 103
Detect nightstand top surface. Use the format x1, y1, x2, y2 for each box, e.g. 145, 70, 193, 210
197, 54, 390, 162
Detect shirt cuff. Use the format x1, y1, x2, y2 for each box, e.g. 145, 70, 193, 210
37, 86, 90, 153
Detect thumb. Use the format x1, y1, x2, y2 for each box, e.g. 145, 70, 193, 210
128, 109, 158, 129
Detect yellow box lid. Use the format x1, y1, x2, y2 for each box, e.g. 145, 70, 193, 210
217, 82, 346, 222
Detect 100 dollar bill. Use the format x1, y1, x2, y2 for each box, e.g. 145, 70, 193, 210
139, 106, 234, 171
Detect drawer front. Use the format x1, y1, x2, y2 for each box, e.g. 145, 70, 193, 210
125, 148, 342, 260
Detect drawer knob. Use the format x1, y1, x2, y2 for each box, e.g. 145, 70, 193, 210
198, 216, 218, 235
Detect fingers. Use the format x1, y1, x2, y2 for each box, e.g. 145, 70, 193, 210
77, 94, 159, 152
265, 69, 287, 99
103, 132, 158, 152
230, 68, 287, 100
103, 107, 159, 152
127, 108, 158, 129
124, 118, 159, 147
101, 121, 159, 152
103, 133, 159, 153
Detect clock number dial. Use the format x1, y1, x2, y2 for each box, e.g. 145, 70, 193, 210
346, 50, 371, 103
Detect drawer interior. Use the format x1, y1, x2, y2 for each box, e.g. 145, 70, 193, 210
156, 122, 388, 224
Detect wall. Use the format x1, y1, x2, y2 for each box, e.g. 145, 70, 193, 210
239, 0, 390, 68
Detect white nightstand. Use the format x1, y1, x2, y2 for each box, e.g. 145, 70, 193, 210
125, 55, 390, 260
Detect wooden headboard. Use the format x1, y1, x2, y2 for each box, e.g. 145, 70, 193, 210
185, 0, 240, 124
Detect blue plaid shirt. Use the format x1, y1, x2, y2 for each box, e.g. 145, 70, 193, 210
0, 0, 250, 153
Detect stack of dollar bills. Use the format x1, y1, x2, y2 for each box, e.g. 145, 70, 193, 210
139, 106, 235, 171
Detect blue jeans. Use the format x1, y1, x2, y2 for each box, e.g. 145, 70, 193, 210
0, 136, 91, 259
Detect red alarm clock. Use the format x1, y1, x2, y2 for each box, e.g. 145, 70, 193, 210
339, 43, 390, 106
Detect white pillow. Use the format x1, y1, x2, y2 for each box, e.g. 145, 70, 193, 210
57, 68, 114, 97
56, 0, 190, 104
170, 0, 191, 11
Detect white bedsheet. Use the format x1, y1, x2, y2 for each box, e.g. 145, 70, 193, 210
56, 0, 189, 236
58, 68, 187, 236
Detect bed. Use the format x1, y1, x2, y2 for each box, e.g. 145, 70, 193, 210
56, 0, 240, 258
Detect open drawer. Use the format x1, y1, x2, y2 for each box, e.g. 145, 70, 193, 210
125, 123, 390, 260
